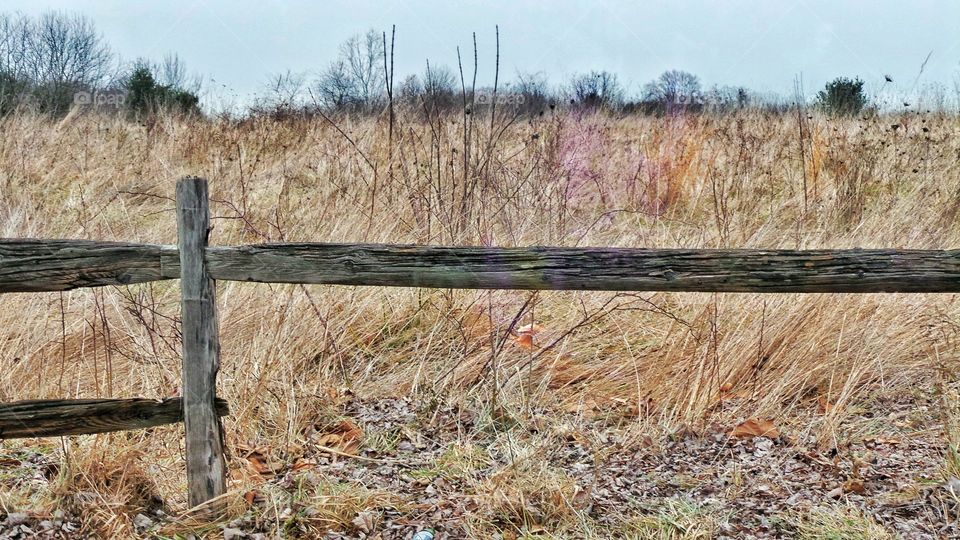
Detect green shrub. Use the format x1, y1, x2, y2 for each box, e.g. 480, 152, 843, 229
124, 65, 199, 116
816, 77, 868, 116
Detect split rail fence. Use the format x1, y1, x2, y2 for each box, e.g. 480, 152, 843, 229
2, 177, 959, 507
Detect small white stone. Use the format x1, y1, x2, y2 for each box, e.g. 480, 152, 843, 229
4, 512, 29, 526
133, 513, 154, 530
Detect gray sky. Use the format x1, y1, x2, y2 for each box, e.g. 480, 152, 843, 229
6, 0, 960, 107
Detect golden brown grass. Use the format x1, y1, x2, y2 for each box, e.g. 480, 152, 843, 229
0, 106, 958, 537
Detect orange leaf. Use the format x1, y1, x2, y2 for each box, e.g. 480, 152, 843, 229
731, 418, 780, 439
245, 455, 271, 475
243, 490, 257, 505
515, 333, 536, 350
292, 458, 315, 471
315, 419, 364, 455
719, 382, 733, 393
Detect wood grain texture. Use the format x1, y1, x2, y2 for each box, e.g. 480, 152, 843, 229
0, 240, 178, 292
176, 177, 227, 507
204, 243, 960, 293
4, 239, 960, 293
0, 397, 228, 439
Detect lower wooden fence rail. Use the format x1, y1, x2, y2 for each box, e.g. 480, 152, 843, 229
1, 176, 959, 506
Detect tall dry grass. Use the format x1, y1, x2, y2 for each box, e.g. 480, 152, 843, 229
0, 105, 959, 534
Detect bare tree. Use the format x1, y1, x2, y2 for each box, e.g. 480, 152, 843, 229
514, 70, 551, 114
568, 71, 623, 109
398, 73, 423, 104
422, 62, 457, 113
643, 70, 702, 109
0, 13, 31, 79
314, 29, 385, 113
0, 13, 32, 113
156, 53, 201, 94
29, 12, 112, 85
342, 29, 384, 109
0, 11, 113, 113
315, 59, 359, 111
392, 63, 457, 116
250, 70, 308, 117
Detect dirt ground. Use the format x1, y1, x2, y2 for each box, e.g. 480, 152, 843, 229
1, 388, 956, 539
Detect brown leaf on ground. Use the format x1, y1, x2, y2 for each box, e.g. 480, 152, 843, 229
244, 454, 282, 476
315, 419, 364, 455
572, 485, 593, 510
292, 458, 315, 471
235, 444, 284, 477
514, 333, 536, 350
351, 510, 375, 534
731, 418, 780, 438
844, 477, 866, 494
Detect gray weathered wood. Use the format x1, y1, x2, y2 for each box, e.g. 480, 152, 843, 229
5, 240, 960, 293
0, 240, 179, 292
176, 177, 227, 507
0, 397, 228, 439
204, 243, 960, 293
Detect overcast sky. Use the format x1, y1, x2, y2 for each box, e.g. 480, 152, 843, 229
5, 0, 960, 107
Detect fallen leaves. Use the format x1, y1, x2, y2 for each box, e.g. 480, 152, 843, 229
843, 477, 866, 494
235, 444, 284, 478
292, 458, 316, 471
513, 322, 544, 350
235, 419, 364, 480
314, 419, 364, 455
351, 511, 376, 534
864, 435, 902, 446
514, 332, 535, 350
731, 418, 780, 439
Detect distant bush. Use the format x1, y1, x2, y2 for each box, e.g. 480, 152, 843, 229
816, 77, 868, 116
125, 64, 199, 116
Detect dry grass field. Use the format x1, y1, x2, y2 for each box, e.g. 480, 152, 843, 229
1, 106, 960, 538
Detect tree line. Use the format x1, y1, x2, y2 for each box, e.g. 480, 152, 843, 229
0, 11, 200, 117
0, 12, 874, 120
251, 29, 774, 118
255, 28, 875, 118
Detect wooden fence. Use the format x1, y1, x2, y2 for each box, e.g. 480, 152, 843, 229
1, 176, 959, 507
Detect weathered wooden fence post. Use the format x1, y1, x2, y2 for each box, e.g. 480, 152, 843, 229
176, 177, 227, 507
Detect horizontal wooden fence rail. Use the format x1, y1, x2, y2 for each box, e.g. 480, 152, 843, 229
3, 176, 959, 510
4, 240, 960, 294
0, 240, 180, 292
0, 397, 229, 439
